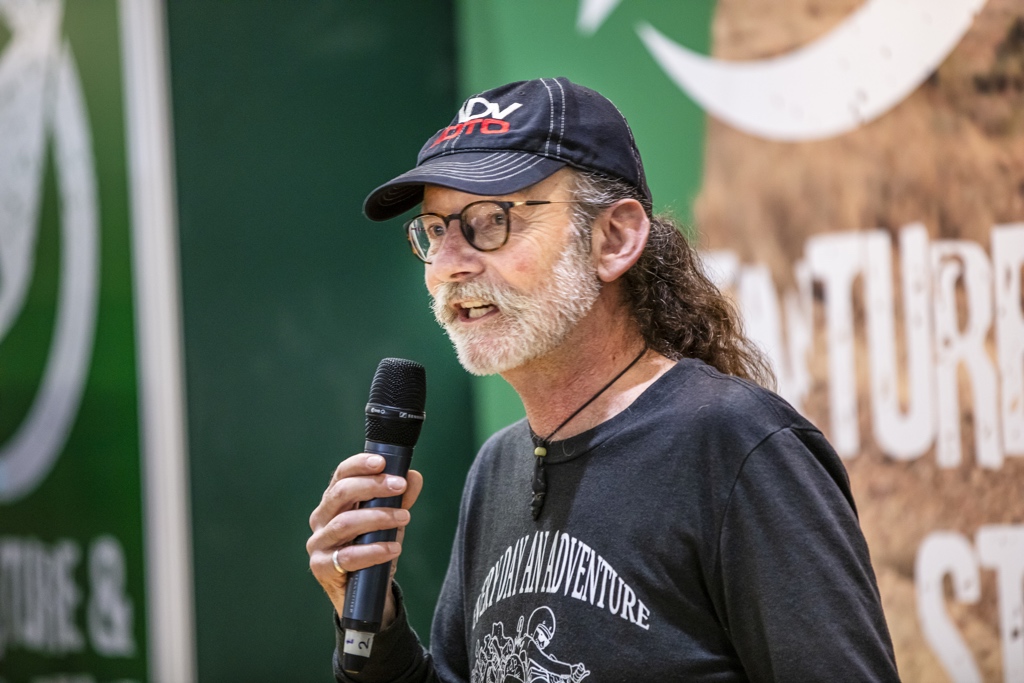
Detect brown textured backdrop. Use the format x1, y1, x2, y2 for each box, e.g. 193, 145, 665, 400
695, 1, 1024, 680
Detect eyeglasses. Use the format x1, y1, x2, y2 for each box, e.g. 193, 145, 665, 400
404, 200, 577, 264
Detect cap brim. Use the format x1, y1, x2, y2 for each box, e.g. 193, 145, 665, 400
363, 151, 567, 221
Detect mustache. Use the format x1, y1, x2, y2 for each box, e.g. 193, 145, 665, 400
430, 279, 532, 326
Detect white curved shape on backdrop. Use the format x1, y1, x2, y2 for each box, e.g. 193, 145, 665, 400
576, 0, 623, 35
0, 0, 100, 502
637, 0, 987, 141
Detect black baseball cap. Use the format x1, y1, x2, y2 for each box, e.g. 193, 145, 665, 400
363, 77, 651, 221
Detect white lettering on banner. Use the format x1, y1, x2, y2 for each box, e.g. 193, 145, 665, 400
932, 241, 1001, 468
916, 526, 1024, 683
781, 262, 813, 412
738, 264, 813, 412
87, 536, 134, 656
866, 226, 934, 460
993, 225, 1024, 454
707, 223, 1024, 469
0, 538, 83, 658
470, 531, 650, 631
801, 232, 864, 457
0, 536, 133, 661
977, 527, 1024, 682
915, 532, 982, 683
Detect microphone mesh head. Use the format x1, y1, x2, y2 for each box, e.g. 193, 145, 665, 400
366, 358, 426, 447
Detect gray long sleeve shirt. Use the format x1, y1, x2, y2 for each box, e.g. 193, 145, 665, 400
335, 359, 899, 682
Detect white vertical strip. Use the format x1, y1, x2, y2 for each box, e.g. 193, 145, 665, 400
118, 1, 196, 682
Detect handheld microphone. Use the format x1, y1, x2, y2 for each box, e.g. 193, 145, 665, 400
341, 358, 426, 673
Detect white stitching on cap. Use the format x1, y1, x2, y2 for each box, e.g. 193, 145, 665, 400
421, 155, 547, 180
424, 152, 527, 170
421, 153, 531, 175
419, 154, 548, 181
552, 78, 565, 156
393, 152, 512, 183
422, 164, 546, 183
540, 78, 555, 156
420, 151, 535, 172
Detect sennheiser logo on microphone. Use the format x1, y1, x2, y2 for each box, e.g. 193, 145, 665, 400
365, 403, 426, 421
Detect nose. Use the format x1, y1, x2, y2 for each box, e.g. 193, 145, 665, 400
427, 222, 483, 283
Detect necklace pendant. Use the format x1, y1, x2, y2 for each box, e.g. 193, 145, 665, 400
531, 490, 546, 520
534, 445, 547, 457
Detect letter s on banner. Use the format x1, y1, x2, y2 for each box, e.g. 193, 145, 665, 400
916, 532, 982, 683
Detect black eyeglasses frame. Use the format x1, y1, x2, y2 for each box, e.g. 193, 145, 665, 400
403, 199, 578, 264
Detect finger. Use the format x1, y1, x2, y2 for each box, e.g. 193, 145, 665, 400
328, 452, 387, 488
310, 471, 407, 531
311, 542, 402, 583
401, 469, 424, 510
311, 453, 386, 531
307, 507, 411, 555
393, 507, 416, 547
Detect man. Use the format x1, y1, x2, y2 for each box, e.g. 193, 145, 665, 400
307, 77, 899, 682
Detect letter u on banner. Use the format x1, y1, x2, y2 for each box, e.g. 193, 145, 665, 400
931, 241, 1001, 468
865, 225, 935, 460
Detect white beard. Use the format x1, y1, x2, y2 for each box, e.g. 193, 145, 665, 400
431, 236, 601, 376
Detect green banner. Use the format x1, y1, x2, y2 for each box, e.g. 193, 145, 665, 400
0, 1, 148, 680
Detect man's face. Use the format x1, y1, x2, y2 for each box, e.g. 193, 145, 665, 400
423, 170, 601, 376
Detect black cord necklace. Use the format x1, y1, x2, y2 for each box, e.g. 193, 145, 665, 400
529, 344, 648, 520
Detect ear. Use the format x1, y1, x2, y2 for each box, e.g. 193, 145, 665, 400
590, 199, 649, 283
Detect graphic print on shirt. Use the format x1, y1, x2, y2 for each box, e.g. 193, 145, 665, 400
469, 530, 650, 679
471, 606, 590, 683
471, 530, 652, 631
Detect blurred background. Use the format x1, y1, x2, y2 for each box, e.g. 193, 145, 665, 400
1, 1, 1023, 681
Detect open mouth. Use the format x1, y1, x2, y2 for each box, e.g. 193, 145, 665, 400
456, 299, 497, 321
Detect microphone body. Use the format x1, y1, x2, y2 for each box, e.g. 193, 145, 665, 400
341, 440, 411, 632
341, 359, 426, 673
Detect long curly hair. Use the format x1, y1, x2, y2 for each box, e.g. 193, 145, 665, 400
569, 170, 776, 389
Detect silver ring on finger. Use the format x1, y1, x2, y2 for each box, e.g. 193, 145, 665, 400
332, 548, 347, 577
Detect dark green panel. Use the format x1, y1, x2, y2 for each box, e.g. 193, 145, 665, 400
166, 2, 464, 681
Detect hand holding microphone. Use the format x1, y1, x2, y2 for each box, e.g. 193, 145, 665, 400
306, 358, 427, 672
